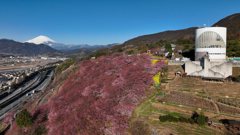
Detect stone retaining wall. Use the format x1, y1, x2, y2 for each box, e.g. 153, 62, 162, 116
159, 91, 217, 112
216, 102, 240, 115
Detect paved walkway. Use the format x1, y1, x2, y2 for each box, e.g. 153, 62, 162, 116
37, 91, 52, 106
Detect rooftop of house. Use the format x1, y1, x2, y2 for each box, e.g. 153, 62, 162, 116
228, 120, 240, 126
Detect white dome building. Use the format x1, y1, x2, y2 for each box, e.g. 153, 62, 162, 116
183, 26, 232, 79
195, 27, 227, 61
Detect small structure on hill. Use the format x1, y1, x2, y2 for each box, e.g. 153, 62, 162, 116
228, 120, 240, 134
221, 119, 240, 134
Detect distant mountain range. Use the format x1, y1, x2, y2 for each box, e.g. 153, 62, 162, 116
0, 39, 59, 56
0, 36, 119, 57
25, 35, 120, 50
123, 13, 240, 46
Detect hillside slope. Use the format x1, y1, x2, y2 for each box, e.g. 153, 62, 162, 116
123, 13, 240, 46
60, 49, 93, 58
212, 13, 240, 40
123, 27, 197, 45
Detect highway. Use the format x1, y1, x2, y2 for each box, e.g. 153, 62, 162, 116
0, 70, 53, 120
0, 73, 42, 105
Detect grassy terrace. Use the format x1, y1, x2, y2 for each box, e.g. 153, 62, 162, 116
179, 89, 191, 92
131, 88, 232, 134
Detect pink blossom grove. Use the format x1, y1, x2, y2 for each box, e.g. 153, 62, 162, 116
6, 53, 166, 135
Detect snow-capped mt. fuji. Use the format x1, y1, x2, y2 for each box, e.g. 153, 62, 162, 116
25, 35, 56, 45
25, 35, 119, 50
25, 35, 66, 48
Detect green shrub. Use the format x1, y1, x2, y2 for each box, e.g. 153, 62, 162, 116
159, 114, 198, 125
205, 116, 209, 123
16, 109, 33, 128
42, 70, 49, 79
159, 115, 179, 122
159, 115, 168, 122
219, 119, 223, 123
188, 118, 195, 124
117, 48, 123, 52
196, 112, 206, 126
179, 117, 189, 123
127, 50, 134, 55
95, 52, 107, 58
191, 111, 208, 126
22, 101, 27, 106
33, 125, 48, 135
233, 76, 240, 82
191, 111, 199, 122
56, 59, 76, 75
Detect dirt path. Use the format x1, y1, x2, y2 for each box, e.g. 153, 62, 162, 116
37, 91, 52, 106
37, 81, 65, 106
212, 101, 220, 114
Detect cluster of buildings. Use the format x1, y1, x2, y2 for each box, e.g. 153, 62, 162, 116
0, 55, 67, 68
149, 43, 183, 58
40, 56, 68, 61
0, 67, 39, 90
0, 64, 59, 91
0, 54, 66, 91
0, 72, 24, 89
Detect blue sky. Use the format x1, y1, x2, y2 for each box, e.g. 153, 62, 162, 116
0, 0, 239, 45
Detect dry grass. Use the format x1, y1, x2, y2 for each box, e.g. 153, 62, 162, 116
132, 92, 227, 135
233, 67, 240, 77
168, 65, 184, 78
171, 77, 240, 100
129, 65, 240, 135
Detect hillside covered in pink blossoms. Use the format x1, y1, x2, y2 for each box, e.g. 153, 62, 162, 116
5, 53, 166, 135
